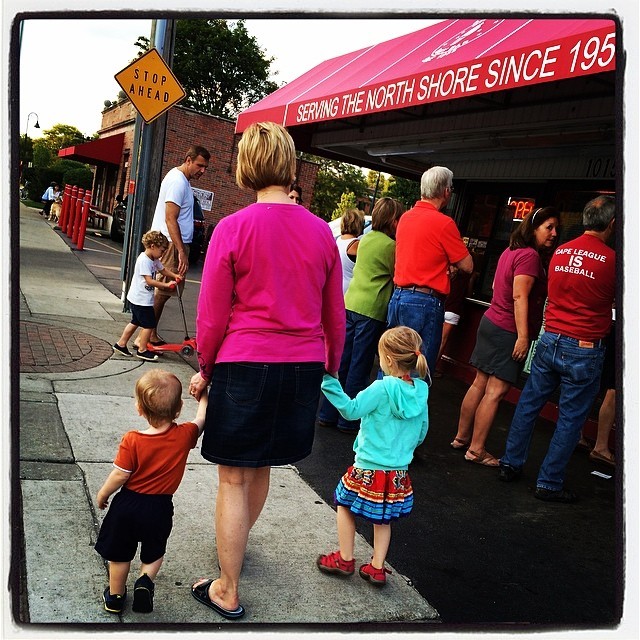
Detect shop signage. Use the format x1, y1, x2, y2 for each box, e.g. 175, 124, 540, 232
115, 48, 186, 123
507, 197, 536, 221
192, 188, 214, 212
237, 18, 616, 132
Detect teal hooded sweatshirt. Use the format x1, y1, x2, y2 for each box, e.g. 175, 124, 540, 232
321, 374, 429, 471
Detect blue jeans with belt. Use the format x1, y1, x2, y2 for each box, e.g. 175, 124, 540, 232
386, 287, 444, 378
501, 331, 606, 491
318, 310, 385, 431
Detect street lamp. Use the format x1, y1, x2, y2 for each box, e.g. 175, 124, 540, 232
25, 111, 40, 139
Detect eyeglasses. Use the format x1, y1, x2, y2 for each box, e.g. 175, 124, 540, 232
448, 185, 455, 193
289, 194, 302, 204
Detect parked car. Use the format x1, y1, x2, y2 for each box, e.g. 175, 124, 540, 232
190, 195, 206, 266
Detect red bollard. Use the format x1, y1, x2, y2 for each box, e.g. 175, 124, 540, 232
75, 190, 92, 251
72, 188, 85, 245
65, 186, 78, 237
58, 184, 72, 230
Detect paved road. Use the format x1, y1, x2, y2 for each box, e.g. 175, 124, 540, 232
72, 226, 621, 629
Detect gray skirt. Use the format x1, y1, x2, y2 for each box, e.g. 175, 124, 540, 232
469, 315, 524, 385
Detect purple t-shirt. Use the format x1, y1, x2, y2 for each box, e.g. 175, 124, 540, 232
484, 246, 547, 337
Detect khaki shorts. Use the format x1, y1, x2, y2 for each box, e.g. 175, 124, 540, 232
155, 242, 190, 299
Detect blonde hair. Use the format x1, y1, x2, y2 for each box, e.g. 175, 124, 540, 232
340, 208, 365, 236
141, 230, 169, 250
135, 369, 183, 427
236, 122, 297, 192
379, 326, 429, 380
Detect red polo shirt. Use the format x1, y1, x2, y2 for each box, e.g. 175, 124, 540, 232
394, 200, 469, 295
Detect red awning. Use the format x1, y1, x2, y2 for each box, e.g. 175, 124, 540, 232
236, 17, 615, 132
58, 133, 125, 165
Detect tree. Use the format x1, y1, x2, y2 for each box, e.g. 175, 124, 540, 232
332, 192, 358, 220
308, 156, 369, 221
135, 20, 278, 119
38, 124, 86, 156
383, 175, 421, 209
367, 170, 388, 194
32, 139, 53, 168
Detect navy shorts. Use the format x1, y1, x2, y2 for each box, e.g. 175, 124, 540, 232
130, 303, 157, 329
94, 487, 173, 564
201, 362, 324, 467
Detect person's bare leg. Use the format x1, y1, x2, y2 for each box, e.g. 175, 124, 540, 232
108, 560, 130, 596
593, 388, 615, 459
149, 294, 169, 343
137, 327, 153, 354
371, 523, 392, 569
467, 375, 511, 459
436, 322, 455, 369
139, 556, 163, 581
336, 506, 356, 561
202, 465, 270, 611
115, 323, 138, 350
453, 370, 488, 445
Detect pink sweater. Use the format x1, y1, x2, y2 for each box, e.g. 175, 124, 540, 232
196, 202, 346, 380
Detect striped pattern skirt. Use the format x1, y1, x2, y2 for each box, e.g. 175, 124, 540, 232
334, 465, 414, 524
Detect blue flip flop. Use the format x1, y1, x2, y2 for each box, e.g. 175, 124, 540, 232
191, 579, 245, 619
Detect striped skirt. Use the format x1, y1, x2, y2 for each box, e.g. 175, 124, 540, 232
334, 465, 414, 524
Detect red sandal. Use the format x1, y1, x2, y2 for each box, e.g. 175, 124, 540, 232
316, 550, 355, 576
359, 562, 392, 585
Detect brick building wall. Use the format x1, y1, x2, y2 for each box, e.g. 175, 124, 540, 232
98, 102, 319, 234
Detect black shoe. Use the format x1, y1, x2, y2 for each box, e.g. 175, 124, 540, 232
103, 587, 127, 614
534, 487, 578, 503
132, 573, 154, 613
136, 349, 159, 362
112, 343, 132, 357
498, 464, 522, 482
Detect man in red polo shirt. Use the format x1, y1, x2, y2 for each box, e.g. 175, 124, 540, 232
387, 166, 473, 377
499, 195, 616, 503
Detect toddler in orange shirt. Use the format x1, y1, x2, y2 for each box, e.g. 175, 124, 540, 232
95, 369, 207, 614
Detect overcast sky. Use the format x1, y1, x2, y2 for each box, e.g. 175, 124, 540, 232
18, 17, 438, 138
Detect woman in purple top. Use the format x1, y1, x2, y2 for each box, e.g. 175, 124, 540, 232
451, 207, 560, 466
188, 122, 345, 619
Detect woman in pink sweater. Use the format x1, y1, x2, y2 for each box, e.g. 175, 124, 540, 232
189, 122, 345, 619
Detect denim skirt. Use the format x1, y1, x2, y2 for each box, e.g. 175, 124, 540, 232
470, 315, 523, 384
201, 362, 324, 467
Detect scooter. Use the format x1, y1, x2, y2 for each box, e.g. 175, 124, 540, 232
148, 278, 197, 357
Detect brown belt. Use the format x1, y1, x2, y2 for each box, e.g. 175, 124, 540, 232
396, 285, 446, 301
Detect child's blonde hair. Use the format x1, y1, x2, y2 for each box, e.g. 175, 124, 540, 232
141, 230, 169, 250
379, 326, 429, 380
135, 369, 183, 427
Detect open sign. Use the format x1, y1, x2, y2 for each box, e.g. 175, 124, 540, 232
507, 197, 536, 221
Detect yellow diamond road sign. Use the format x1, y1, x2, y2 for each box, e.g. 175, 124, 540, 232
115, 48, 186, 123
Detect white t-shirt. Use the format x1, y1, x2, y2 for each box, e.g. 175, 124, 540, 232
150, 167, 194, 244
127, 252, 164, 306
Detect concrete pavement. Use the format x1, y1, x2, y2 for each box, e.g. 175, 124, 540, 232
12, 204, 439, 631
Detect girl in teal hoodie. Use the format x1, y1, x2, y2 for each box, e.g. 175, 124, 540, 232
317, 326, 429, 585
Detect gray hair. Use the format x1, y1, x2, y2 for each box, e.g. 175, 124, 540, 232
583, 195, 615, 231
420, 166, 453, 199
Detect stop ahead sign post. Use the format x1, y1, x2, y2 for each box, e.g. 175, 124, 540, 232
115, 47, 186, 123
115, 35, 185, 310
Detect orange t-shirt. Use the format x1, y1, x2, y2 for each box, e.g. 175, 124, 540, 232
113, 422, 199, 495
394, 201, 469, 296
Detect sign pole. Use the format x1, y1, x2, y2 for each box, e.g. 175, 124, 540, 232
119, 19, 178, 310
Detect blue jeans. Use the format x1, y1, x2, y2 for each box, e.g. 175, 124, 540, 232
318, 310, 385, 430
386, 287, 444, 378
501, 331, 605, 491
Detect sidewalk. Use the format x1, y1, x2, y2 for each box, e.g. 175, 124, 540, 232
13, 205, 439, 630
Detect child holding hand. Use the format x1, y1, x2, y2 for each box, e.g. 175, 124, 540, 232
95, 369, 207, 614
112, 230, 181, 362
317, 326, 429, 585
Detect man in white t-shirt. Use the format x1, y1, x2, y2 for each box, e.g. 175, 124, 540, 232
148, 145, 210, 345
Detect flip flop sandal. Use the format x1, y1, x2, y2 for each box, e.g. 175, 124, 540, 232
589, 450, 615, 466
465, 449, 499, 467
450, 437, 470, 450
191, 579, 245, 619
